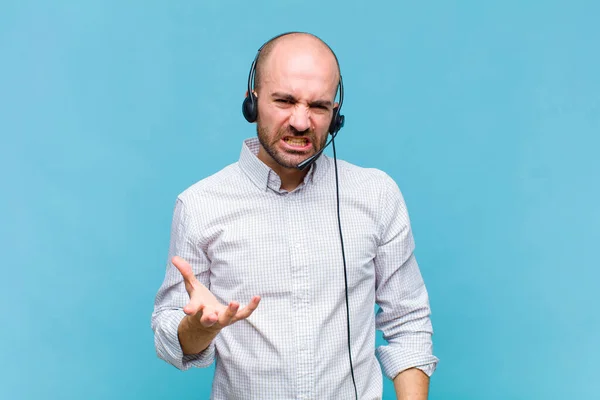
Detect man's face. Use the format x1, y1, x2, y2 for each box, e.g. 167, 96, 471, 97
254, 43, 339, 170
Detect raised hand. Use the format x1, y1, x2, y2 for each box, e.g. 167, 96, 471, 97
172, 256, 261, 354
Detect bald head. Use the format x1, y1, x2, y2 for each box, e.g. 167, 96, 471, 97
250, 33, 342, 177
254, 33, 340, 93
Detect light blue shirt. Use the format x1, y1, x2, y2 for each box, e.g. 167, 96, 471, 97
151, 138, 438, 399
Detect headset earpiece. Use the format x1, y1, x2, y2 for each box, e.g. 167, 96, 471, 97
329, 106, 345, 134
242, 92, 258, 123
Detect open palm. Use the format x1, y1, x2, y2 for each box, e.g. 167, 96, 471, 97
172, 256, 261, 331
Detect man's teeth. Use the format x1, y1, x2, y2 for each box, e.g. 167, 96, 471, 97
284, 138, 308, 146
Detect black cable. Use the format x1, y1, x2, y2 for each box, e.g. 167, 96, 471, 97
332, 136, 358, 400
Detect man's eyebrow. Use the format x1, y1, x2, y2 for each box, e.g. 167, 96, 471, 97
271, 92, 297, 101
309, 99, 333, 108
271, 92, 333, 108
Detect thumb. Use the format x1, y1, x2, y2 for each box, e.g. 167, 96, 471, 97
172, 256, 198, 286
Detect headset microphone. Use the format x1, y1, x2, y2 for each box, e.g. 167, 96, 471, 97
296, 129, 341, 171
296, 149, 324, 171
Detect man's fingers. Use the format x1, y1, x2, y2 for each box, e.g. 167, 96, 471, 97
184, 301, 204, 316
233, 296, 261, 322
218, 301, 240, 327
199, 308, 219, 327
189, 296, 259, 329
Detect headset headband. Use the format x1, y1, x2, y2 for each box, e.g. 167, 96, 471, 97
242, 32, 345, 135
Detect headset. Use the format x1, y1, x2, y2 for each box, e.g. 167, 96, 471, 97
242, 32, 358, 400
242, 32, 346, 171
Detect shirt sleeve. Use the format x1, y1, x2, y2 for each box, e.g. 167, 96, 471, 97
151, 197, 215, 370
374, 176, 439, 380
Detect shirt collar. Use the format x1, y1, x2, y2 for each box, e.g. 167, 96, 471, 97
238, 137, 328, 193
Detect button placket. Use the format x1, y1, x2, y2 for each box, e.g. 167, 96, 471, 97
285, 193, 313, 398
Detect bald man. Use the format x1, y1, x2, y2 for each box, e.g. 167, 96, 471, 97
151, 32, 438, 400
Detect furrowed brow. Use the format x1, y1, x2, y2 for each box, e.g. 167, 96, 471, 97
271, 92, 297, 102
271, 92, 332, 109
309, 99, 333, 109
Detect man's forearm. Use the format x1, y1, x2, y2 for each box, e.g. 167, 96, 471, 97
177, 314, 219, 355
393, 367, 429, 400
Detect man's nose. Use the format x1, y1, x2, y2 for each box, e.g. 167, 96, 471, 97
288, 106, 311, 133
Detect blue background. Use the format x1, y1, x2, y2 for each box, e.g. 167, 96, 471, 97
2, 1, 599, 399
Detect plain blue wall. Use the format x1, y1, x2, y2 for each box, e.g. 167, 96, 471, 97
2, 1, 599, 399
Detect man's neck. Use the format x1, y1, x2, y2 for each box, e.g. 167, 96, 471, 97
274, 167, 307, 191
257, 148, 308, 192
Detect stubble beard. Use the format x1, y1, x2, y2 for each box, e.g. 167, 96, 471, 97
256, 124, 327, 169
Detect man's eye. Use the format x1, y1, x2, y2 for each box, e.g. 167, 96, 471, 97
275, 99, 292, 104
